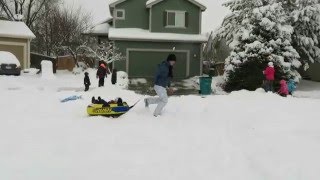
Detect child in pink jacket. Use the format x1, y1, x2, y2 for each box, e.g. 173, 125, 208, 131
263, 62, 275, 92
278, 79, 289, 97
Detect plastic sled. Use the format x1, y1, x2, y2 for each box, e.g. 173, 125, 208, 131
87, 102, 132, 117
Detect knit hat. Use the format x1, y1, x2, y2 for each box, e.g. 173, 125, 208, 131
268, 62, 274, 67
100, 63, 106, 68
167, 54, 177, 62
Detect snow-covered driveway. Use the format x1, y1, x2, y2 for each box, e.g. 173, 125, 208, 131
1, 72, 320, 180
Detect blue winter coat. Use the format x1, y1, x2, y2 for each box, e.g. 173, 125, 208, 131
287, 79, 297, 93
154, 61, 171, 88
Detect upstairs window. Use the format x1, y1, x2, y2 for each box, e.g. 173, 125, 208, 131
164, 11, 188, 28
115, 9, 125, 20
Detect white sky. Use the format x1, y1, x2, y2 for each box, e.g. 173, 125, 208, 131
63, 0, 230, 33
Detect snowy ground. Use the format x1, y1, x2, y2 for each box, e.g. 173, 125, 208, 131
1, 70, 320, 180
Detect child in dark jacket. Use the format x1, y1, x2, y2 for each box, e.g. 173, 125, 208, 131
84, 72, 91, 91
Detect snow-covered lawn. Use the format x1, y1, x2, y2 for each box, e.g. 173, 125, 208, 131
1, 71, 320, 180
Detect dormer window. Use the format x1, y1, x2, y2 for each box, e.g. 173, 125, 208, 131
115, 9, 125, 20
165, 10, 188, 28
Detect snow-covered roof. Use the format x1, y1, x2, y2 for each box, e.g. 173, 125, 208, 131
85, 23, 110, 35
83, 18, 112, 35
108, 28, 208, 43
0, 20, 35, 39
0, 51, 21, 66
146, 0, 206, 11
109, 0, 127, 7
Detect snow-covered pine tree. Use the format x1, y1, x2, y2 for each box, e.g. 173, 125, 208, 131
218, 0, 301, 91
292, 0, 320, 66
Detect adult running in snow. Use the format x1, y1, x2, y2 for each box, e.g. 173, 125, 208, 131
144, 54, 176, 117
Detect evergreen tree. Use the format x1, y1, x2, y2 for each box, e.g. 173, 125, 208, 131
218, 0, 301, 91
292, 0, 320, 65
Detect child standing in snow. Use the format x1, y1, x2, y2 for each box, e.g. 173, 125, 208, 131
278, 79, 289, 97
287, 79, 297, 95
263, 62, 275, 92
111, 68, 117, 85
84, 72, 91, 91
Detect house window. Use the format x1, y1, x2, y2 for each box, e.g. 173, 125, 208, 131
115, 9, 125, 20
165, 11, 187, 28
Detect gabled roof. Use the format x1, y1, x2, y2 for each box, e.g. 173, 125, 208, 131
109, 0, 206, 11
109, 0, 127, 7
0, 20, 35, 39
146, 0, 206, 11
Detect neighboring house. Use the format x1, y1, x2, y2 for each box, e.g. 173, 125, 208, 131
87, 0, 207, 78
0, 20, 35, 69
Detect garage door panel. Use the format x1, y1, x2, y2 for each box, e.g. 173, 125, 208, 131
129, 51, 188, 78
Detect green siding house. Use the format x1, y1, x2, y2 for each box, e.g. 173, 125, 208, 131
89, 0, 207, 78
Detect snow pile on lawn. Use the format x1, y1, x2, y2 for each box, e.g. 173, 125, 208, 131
130, 78, 148, 85
1, 72, 320, 180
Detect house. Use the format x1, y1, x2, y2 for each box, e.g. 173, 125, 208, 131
87, 0, 207, 78
0, 20, 36, 69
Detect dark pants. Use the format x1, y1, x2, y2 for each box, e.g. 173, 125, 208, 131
99, 78, 104, 87
264, 80, 274, 92
85, 85, 89, 91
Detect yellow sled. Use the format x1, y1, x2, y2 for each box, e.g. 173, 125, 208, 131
87, 103, 131, 117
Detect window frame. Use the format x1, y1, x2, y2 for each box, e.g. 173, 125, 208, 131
115, 9, 125, 20
165, 10, 187, 29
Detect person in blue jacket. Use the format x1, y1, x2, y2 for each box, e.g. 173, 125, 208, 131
144, 54, 176, 117
287, 79, 297, 95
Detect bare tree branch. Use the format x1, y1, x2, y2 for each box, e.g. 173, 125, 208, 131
0, 0, 15, 20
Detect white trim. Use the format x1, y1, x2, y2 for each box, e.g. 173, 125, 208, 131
187, 0, 206, 11
126, 48, 190, 77
200, 43, 203, 75
27, 39, 31, 69
146, 0, 206, 11
166, 10, 187, 13
149, 9, 152, 31
113, 8, 116, 27
0, 40, 28, 69
0, 41, 26, 46
199, 11, 202, 33
146, 0, 163, 7
115, 9, 125, 20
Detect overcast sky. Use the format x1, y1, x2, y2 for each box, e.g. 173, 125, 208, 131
64, 0, 230, 33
